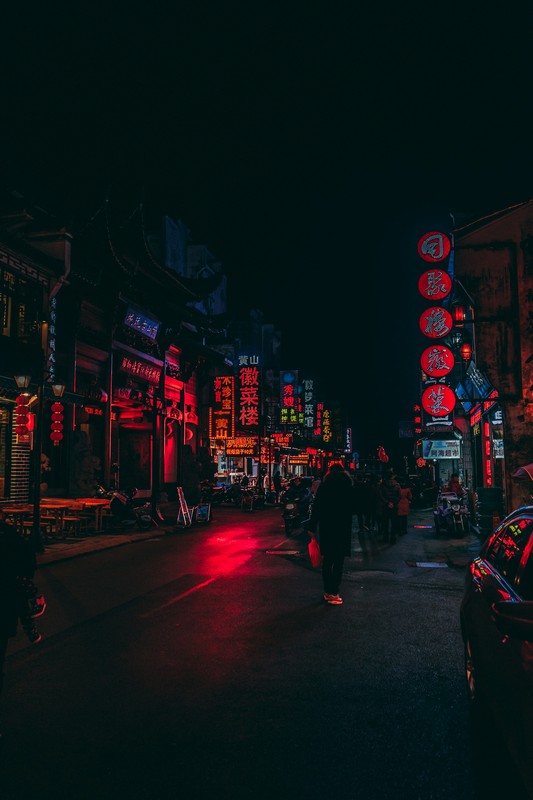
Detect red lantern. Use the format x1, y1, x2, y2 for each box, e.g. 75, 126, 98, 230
50, 402, 65, 446
14, 394, 31, 435
459, 342, 472, 362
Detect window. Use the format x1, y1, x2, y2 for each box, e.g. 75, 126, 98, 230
490, 517, 533, 592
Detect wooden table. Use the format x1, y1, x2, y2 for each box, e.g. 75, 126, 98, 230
77, 498, 111, 532
0, 504, 34, 533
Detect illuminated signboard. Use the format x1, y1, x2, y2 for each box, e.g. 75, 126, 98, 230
280, 369, 299, 425
417, 231, 452, 263
124, 306, 160, 341
344, 427, 352, 454
322, 407, 332, 442
237, 354, 260, 428
417, 269, 452, 300
421, 384, 456, 417
315, 401, 324, 438
419, 307, 453, 339
302, 378, 315, 430
209, 375, 235, 440
272, 433, 292, 446
119, 354, 161, 384
421, 440, 461, 459
288, 454, 309, 465
225, 436, 257, 455
420, 345, 455, 377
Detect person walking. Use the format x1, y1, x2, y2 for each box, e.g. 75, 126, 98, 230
0, 515, 38, 737
308, 463, 354, 605
311, 473, 322, 496
378, 468, 401, 544
272, 471, 282, 503
397, 478, 413, 536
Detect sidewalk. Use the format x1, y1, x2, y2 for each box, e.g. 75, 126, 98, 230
36, 501, 182, 566
35, 501, 483, 568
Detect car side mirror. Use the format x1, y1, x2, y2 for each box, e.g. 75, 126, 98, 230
491, 601, 533, 642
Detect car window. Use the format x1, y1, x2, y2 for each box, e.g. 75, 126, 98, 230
488, 517, 533, 593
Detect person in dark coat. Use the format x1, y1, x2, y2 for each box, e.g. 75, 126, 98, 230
0, 517, 37, 730
308, 463, 354, 605
378, 468, 402, 544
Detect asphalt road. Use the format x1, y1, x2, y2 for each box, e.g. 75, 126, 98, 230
1, 506, 528, 800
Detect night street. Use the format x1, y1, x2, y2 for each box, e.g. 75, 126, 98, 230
2, 506, 527, 800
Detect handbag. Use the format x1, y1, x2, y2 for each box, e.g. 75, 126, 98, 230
308, 536, 322, 569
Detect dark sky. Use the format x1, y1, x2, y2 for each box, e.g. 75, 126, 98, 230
2, 4, 533, 458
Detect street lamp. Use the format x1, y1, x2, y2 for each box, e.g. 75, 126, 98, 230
14, 372, 66, 553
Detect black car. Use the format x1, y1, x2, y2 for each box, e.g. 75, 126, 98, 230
460, 505, 533, 796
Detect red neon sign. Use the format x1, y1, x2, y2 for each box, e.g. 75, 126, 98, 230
417, 269, 452, 300
420, 345, 455, 377
417, 231, 451, 263
419, 307, 453, 338
421, 384, 456, 417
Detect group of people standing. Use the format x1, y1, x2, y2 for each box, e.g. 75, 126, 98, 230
308, 464, 413, 605
353, 469, 412, 545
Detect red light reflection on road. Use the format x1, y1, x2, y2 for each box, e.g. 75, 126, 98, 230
196, 524, 259, 575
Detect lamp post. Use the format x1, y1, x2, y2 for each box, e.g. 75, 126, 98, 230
14, 371, 65, 554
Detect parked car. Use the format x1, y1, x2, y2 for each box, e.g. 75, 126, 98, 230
460, 505, 533, 796
433, 490, 470, 536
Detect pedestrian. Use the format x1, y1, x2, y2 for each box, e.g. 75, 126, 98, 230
397, 478, 413, 536
0, 516, 39, 734
308, 462, 355, 605
378, 467, 401, 544
311, 473, 322, 496
262, 472, 271, 493
272, 471, 282, 503
365, 474, 381, 532
352, 474, 367, 531
240, 473, 249, 488
448, 473, 464, 497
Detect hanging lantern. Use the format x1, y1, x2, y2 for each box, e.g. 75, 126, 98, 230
452, 305, 466, 325
14, 393, 31, 437
459, 342, 472, 362
50, 402, 64, 446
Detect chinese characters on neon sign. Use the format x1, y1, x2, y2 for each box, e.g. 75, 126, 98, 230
280, 370, 298, 425
238, 354, 260, 428
209, 375, 235, 440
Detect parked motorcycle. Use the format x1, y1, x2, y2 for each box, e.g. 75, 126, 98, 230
281, 493, 312, 535
198, 479, 226, 505
109, 487, 154, 530
433, 491, 470, 536
218, 483, 245, 506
